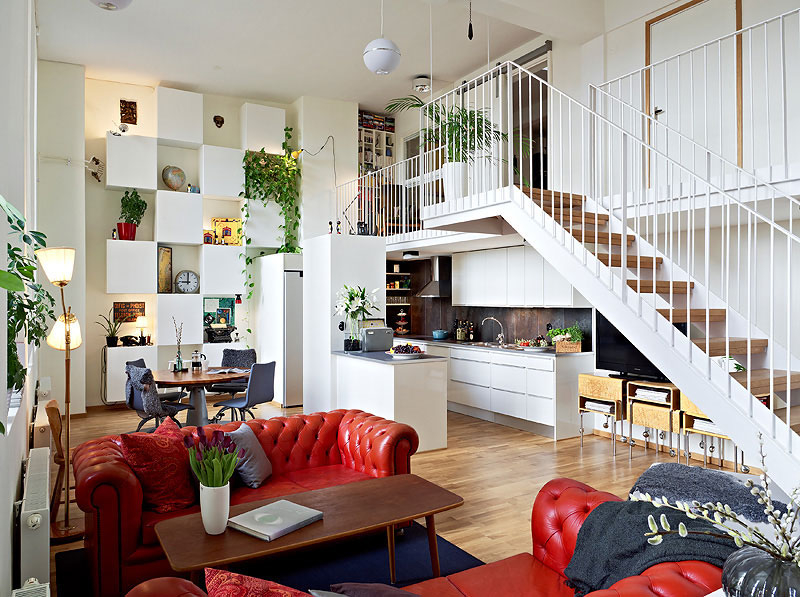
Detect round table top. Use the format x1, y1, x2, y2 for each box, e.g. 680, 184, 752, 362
151, 368, 250, 387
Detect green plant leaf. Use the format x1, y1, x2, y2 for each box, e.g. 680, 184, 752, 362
0, 270, 25, 292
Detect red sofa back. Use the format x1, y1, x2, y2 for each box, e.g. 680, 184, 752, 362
531, 478, 623, 576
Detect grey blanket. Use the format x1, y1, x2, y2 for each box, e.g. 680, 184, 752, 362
126, 364, 174, 418
631, 462, 787, 523
563, 500, 736, 597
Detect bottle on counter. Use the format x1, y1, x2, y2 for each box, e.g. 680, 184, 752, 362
468, 321, 474, 341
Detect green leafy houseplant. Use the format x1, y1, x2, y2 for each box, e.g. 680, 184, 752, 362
1, 195, 56, 420
183, 430, 243, 487
334, 285, 379, 340
119, 189, 147, 225
96, 308, 122, 341
546, 322, 584, 343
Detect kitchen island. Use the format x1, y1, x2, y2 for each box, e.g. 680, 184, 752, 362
333, 351, 448, 452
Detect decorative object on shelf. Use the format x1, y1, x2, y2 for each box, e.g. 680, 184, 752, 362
117, 188, 147, 241
547, 322, 584, 353
203, 229, 214, 244
203, 297, 236, 326
161, 165, 186, 191
213, 115, 225, 128
394, 310, 409, 335
85, 155, 105, 183
174, 269, 200, 294
157, 246, 173, 293
96, 308, 122, 347
112, 301, 145, 323
172, 316, 184, 372
393, 264, 400, 273
637, 435, 800, 596
363, 0, 401, 75
135, 316, 148, 344
1, 195, 56, 409
120, 99, 137, 125
187, 184, 200, 194
335, 284, 378, 351
211, 217, 243, 246
36, 246, 80, 536
183, 431, 242, 535
235, 294, 242, 305
111, 228, 117, 240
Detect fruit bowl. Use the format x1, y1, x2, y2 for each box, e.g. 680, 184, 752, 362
387, 344, 424, 359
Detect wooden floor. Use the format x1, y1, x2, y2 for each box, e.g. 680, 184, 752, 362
50, 402, 677, 591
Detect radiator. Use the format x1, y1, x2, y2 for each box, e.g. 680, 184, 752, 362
19, 447, 50, 585
12, 581, 50, 597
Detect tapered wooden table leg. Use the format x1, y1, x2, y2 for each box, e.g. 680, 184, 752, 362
386, 525, 397, 584
425, 514, 441, 577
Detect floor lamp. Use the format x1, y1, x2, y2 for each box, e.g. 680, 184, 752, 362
36, 247, 81, 533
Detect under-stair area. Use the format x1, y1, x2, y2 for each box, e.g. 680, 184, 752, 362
335, 31, 800, 489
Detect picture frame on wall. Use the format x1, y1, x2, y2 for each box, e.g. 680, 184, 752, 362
157, 246, 173, 293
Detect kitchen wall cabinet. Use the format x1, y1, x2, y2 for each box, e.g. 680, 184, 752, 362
451, 246, 587, 308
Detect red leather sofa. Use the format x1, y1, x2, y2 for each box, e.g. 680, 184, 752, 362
72, 410, 419, 597
127, 478, 723, 597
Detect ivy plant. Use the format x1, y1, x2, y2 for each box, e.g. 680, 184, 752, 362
0, 194, 56, 434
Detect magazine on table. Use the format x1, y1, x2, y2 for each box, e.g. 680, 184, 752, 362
228, 500, 323, 541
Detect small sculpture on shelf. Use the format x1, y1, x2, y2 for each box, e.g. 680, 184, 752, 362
394, 310, 409, 335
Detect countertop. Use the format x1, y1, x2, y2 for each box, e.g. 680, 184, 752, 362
394, 335, 594, 357
332, 350, 448, 365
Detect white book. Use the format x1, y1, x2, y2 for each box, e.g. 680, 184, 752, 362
228, 500, 323, 542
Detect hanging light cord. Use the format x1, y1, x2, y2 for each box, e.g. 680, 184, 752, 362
380, 0, 384, 37
303, 135, 337, 187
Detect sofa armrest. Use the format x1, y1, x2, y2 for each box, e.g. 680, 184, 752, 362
125, 577, 208, 597
336, 410, 419, 477
531, 478, 622, 578
585, 562, 722, 596
73, 437, 145, 596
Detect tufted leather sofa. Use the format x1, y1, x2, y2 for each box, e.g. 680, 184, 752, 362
73, 409, 419, 597
126, 478, 723, 597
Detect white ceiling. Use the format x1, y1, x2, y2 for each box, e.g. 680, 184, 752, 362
35, 0, 541, 112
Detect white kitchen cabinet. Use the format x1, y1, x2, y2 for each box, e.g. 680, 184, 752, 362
491, 388, 527, 419
484, 248, 508, 306
450, 358, 490, 387
507, 246, 525, 306
542, 258, 573, 306
491, 363, 526, 394
523, 246, 545, 306
450, 380, 491, 410
451, 253, 466, 305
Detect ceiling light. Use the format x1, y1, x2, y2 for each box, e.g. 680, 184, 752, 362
402, 251, 420, 260
363, 0, 401, 75
89, 0, 133, 10
413, 76, 431, 93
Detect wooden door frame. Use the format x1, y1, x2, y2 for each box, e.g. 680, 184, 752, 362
644, 0, 743, 166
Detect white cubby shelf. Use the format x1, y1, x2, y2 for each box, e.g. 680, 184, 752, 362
155, 191, 203, 245
156, 87, 203, 148
106, 240, 157, 294
200, 245, 246, 295
241, 103, 285, 153
199, 145, 245, 200
156, 294, 204, 345
105, 133, 158, 191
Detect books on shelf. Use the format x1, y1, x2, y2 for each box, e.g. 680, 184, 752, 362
634, 388, 670, 404
691, 419, 723, 435
584, 400, 614, 414
228, 500, 323, 542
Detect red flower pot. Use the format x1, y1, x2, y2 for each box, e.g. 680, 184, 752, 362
117, 222, 137, 241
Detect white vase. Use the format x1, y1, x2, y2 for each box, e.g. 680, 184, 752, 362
442, 161, 468, 201
199, 483, 230, 535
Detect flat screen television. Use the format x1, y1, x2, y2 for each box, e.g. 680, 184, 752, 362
595, 311, 671, 381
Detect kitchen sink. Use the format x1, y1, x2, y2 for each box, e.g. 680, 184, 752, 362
465, 342, 524, 351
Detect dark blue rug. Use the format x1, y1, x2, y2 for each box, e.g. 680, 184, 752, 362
55, 522, 483, 594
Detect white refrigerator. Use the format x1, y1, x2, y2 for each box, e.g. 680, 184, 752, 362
253, 253, 303, 407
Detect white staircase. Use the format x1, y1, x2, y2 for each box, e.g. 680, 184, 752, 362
336, 58, 800, 490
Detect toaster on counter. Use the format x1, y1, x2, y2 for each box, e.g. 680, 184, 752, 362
360, 327, 394, 352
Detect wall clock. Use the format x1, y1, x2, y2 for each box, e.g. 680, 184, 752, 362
175, 270, 200, 294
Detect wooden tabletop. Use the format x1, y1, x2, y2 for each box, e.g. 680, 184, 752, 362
155, 474, 463, 572
151, 368, 249, 387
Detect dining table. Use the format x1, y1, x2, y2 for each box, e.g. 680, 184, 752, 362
152, 368, 250, 427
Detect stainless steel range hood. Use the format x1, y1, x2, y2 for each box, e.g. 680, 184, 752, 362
416, 256, 451, 298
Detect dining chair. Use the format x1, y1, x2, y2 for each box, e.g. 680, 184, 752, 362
126, 365, 193, 431
213, 362, 275, 423
207, 348, 257, 400
125, 358, 186, 402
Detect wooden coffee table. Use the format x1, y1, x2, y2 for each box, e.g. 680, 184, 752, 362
155, 474, 463, 585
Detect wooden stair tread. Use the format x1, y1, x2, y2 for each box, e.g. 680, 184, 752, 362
627, 279, 694, 293
656, 308, 726, 322
572, 229, 635, 246
597, 253, 662, 268
691, 337, 768, 356
518, 186, 585, 207
547, 212, 609, 226
731, 369, 800, 394
773, 405, 800, 434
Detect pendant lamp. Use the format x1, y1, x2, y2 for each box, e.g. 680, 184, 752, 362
363, 0, 401, 75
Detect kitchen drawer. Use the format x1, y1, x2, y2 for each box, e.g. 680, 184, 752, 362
450, 358, 490, 387
525, 355, 554, 371
426, 345, 450, 358
490, 351, 529, 368
630, 402, 681, 431
491, 363, 526, 394
450, 380, 491, 410
490, 388, 526, 419
526, 368, 555, 399
450, 347, 489, 362
526, 394, 555, 425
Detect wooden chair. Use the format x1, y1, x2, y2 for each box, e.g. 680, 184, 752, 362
46, 399, 83, 541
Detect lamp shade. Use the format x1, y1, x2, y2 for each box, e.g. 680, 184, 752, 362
363, 38, 401, 75
36, 247, 75, 286
135, 316, 147, 329
47, 313, 82, 351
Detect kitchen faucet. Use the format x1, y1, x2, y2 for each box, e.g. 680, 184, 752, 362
481, 316, 505, 346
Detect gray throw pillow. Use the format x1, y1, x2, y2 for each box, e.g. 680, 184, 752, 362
226, 424, 271, 488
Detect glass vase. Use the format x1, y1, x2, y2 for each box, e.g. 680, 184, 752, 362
175, 350, 183, 372
722, 547, 800, 596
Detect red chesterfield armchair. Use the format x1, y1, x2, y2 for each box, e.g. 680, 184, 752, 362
127, 478, 723, 597
72, 410, 419, 597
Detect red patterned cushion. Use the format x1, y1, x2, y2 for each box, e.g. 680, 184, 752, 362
205, 568, 309, 596
119, 419, 195, 513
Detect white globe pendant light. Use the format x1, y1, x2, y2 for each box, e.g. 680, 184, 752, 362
363, 0, 401, 75
89, 0, 133, 10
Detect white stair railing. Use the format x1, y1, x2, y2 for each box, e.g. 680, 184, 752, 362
415, 60, 800, 486
596, 8, 800, 181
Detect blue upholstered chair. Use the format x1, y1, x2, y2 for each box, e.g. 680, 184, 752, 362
212, 362, 275, 423
207, 348, 257, 399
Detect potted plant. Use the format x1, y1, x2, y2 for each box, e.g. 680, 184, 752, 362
386, 96, 506, 201
334, 285, 379, 352
117, 188, 147, 241
547, 322, 584, 353
184, 429, 243, 535
96, 308, 122, 347
637, 435, 800, 595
